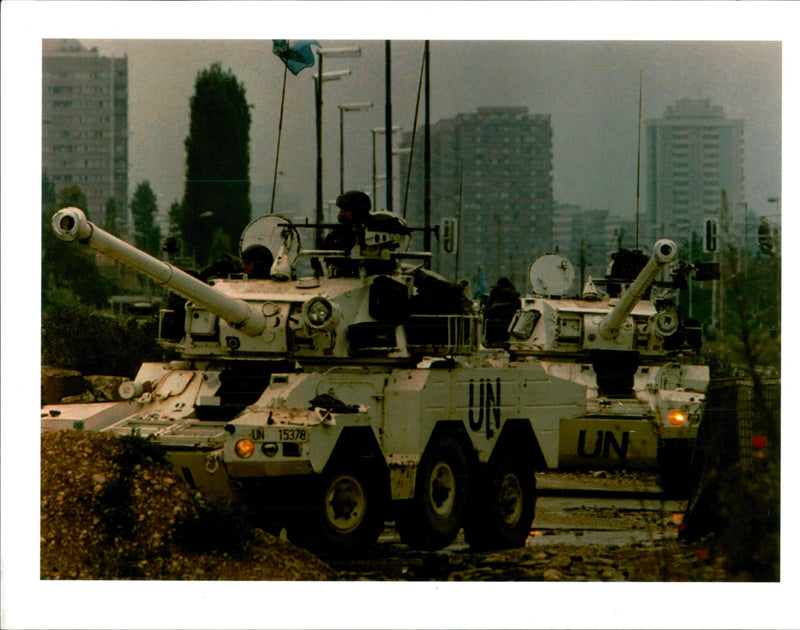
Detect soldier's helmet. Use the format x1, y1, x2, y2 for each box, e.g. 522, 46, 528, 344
241, 244, 274, 279
336, 190, 372, 223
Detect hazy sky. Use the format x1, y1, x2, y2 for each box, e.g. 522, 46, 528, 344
78, 38, 781, 221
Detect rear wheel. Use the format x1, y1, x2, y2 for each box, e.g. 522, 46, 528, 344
465, 454, 536, 550
287, 462, 385, 555
395, 436, 470, 551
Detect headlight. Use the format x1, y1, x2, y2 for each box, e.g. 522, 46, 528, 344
235, 438, 255, 458
262, 442, 279, 457
302, 297, 340, 330
668, 410, 687, 426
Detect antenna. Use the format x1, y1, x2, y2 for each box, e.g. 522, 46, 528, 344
635, 68, 643, 249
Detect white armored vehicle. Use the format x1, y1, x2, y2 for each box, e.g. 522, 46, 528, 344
43, 207, 709, 553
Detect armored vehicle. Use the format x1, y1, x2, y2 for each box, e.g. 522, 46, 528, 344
43, 207, 708, 553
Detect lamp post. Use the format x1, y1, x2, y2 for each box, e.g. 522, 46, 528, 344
338, 102, 373, 194
371, 126, 400, 208
314, 46, 361, 247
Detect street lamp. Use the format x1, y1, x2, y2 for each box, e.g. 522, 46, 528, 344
371, 126, 400, 208
338, 102, 374, 194
315, 46, 361, 247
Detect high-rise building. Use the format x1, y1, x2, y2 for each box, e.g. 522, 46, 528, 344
42, 39, 129, 231
400, 107, 553, 291
645, 98, 744, 249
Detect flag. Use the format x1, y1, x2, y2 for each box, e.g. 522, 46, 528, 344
272, 39, 320, 75
473, 267, 487, 299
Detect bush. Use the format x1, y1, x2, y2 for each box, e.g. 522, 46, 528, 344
42, 307, 163, 377
172, 497, 256, 557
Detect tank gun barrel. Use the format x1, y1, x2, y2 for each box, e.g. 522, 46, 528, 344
52, 208, 267, 336
598, 239, 677, 340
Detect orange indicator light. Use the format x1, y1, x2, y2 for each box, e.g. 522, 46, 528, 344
235, 438, 255, 458
668, 410, 687, 426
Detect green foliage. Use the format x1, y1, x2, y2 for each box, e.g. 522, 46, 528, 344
208, 227, 232, 265
691, 457, 780, 581
94, 433, 169, 579
41, 306, 163, 377
42, 186, 119, 310
130, 180, 162, 255
104, 197, 118, 234
42, 172, 56, 206
173, 496, 255, 557
182, 62, 252, 266
168, 200, 184, 239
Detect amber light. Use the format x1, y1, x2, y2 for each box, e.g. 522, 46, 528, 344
668, 410, 687, 426
235, 438, 255, 458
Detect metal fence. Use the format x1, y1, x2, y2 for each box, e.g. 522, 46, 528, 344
700, 378, 780, 469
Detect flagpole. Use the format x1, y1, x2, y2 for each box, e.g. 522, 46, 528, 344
270, 65, 288, 215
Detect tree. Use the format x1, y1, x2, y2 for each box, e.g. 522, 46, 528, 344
104, 197, 118, 235
42, 185, 115, 311
168, 200, 184, 239
130, 180, 162, 256
42, 172, 56, 207
181, 62, 252, 266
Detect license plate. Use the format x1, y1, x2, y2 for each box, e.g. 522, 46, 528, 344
252, 427, 310, 442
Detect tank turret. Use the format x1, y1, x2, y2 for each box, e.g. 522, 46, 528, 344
597, 239, 677, 341
506, 238, 688, 359
51, 208, 477, 364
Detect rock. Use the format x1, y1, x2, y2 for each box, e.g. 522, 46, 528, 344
552, 554, 572, 568
543, 569, 562, 581
87, 375, 130, 402
41, 366, 86, 405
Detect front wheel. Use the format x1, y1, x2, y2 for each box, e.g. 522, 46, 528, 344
287, 463, 385, 555
657, 439, 695, 499
395, 436, 470, 551
465, 455, 536, 550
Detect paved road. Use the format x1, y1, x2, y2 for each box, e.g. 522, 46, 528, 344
325, 472, 687, 579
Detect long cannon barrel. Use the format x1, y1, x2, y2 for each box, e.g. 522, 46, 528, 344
52, 208, 267, 336
598, 238, 677, 340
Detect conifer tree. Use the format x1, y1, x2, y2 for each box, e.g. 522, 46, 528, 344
181, 63, 252, 266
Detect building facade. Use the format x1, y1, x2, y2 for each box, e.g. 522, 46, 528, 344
42, 39, 129, 231
645, 98, 744, 249
400, 107, 553, 292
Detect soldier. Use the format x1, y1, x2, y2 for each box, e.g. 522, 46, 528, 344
322, 190, 372, 252
320, 190, 372, 277
241, 244, 274, 279
484, 276, 521, 345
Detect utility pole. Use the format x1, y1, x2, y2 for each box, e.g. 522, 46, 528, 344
424, 40, 431, 255
384, 41, 393, 213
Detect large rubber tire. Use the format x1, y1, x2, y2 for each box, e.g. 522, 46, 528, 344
657, 439, 695, 499
287, 462, 385, 555
395, 436, 470, 551
465, 454, 536, 550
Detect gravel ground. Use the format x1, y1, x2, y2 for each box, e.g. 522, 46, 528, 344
41, 430, 336, 580
41, 429, 728, 581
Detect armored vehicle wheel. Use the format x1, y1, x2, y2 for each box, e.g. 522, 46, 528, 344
395, 435, 470, 551
657, 439, 695, 499
465, 454, 536, 550
287, 462, 384, 555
